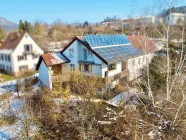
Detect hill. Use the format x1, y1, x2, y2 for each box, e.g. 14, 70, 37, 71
159, 6, 186, 17
0, 17, 18, 31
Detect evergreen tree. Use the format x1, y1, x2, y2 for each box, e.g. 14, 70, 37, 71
24, 20, 32, 33
82, 21, 89, 28
19, 20, 25, 32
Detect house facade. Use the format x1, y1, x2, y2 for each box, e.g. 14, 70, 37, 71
0, 32, 44, 76
166, 13, 185, 25
37, 34, 153, 89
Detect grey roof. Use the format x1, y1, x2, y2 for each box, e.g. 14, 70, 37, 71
93, 45, 144, 64
84, 34, 130, 48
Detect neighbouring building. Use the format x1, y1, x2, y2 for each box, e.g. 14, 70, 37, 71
36, 34, 154, 89
128, 35, 158, 81
122, 16, 163, 29
0, 32, 44, 76
166, 13, 185, 25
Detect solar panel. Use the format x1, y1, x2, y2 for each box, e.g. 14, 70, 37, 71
94, 45, 143, 64
84, 34, 130, 48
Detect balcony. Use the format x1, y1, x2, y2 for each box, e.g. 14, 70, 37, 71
107, 70, 129, 83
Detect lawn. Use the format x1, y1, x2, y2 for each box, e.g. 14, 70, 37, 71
0, 74, 15, 82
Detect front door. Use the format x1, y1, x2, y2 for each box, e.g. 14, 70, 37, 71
84, 49, 87, 60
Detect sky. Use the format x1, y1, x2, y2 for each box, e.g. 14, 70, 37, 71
0, 0, 186, 24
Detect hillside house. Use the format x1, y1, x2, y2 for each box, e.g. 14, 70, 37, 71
128, 35, 158, 81
166, 13, 185, 25
0, 32, 44, 76
36, 34, 154, 89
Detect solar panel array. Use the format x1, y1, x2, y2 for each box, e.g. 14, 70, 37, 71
84, 34, 130, 48
94, 45, 144, 64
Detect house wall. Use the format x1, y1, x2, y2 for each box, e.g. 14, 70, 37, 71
128, 53, 153, 81
0, 51, 14, 74
63, 40, 103, 77
166, 14, 185, 25
39, 60, 52, 89
11, 33, 44, 75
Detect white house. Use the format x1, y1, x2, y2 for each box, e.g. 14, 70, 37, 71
36, 34, 153, 89
166, 13, 185, 25
0, 32, 44, 76
128, 35, 158, 81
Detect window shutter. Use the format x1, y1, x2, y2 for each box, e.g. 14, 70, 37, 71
30, 44, 33, 52
17, 56, 20, 61
25, 55, 27, 60
24, 45, 26, 52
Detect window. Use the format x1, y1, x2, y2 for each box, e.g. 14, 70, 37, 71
18, 55, 24, 61
108, 64, 116, 71
70, 64, 75, 71
24, 44, 32, 52
7, 55, 11, 62
32, 54, 38, 59
26, 45, 30, 51
69, 48, 74, 58
132, 60, 135, 65
84, 64, 92, 72
1, 55, 4, 61
19, 65, 28, 71
88, 50, 93, 57
143, 57, 146, 63
138, 58, 141, 64
5, 55, 7, 61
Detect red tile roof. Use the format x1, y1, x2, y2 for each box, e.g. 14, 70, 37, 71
128, 35, 157, 53
36, 52, 70, 70
0, 32, 26, 50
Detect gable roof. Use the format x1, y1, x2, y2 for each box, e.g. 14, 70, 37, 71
0, 32, 26, 50
61, 37, 108, 65
128, 35, 157, 53
36, 52, 70, 70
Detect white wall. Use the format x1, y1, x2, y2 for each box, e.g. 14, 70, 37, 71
11, 33, 44, 73
128, 53, 153, 81
63, 40, 103, 77
39, 60, 52, 89
166, 14, 185, 25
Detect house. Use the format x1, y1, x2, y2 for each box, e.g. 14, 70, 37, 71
128, 35, 157, 81
0, 32, 44, 76
166, 13, 185, 25
36, 34, 149, 89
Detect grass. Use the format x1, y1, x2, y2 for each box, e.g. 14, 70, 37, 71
0, 74, 15, 82
0, 70, 37, 83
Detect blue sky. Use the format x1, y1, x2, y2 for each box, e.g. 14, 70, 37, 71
0, 0, 186, 24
